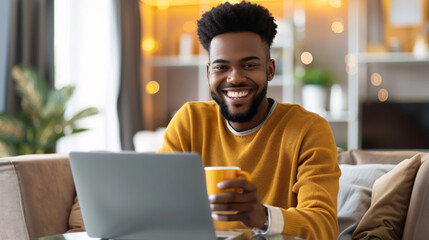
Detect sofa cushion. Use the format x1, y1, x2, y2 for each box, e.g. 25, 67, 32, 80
67, 196, 85, 232
353, 154, 421, 240
0, 158, 30, 240
403, 154, 429, 240
338, 149, 421, 165
337, 164, 395, 240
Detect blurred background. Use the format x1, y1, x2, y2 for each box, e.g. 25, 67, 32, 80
1, 0, 428, 156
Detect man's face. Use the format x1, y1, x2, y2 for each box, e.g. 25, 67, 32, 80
207, 32, 275, 123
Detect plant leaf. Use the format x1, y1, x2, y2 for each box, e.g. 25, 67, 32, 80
295, 67, 336, 86
71, 128, 89, 134
50, 132, 66, 145
0, 114, 26, 143
37, 119, 61, 150
41, 86, 75, 119
0, 141, 17, 157
68, 107, 99, 124
11, 65, 48, 118
17, 143, 35, 155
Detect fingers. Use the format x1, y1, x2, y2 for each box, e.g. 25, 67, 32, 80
217, 179, 256, 193
210, 202, 255, 213
209, 191, 257, 203
209, 192, 258, 219
208, 180, 267, 229
211, 202, 268, 229
211, 211, 250, 222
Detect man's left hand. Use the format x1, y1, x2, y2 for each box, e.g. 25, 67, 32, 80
209, 179, 267, 230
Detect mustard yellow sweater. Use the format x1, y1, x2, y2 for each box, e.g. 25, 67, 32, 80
159, 101, 340, 240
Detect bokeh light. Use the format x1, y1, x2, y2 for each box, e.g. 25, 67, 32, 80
346, 65, 357, 75
370, 73, 382, 86
142, 38, 156, 52
331, 21, 344, 33
329, 0, 342, 8
301, 52, 313, 65
345, 54, 357, 75
378, 88, 389, 102
146, 81, 160, 94
157, 0, 169, 10
345, 53, 357, 66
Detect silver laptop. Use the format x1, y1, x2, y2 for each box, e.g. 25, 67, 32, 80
69, 152, 243, 240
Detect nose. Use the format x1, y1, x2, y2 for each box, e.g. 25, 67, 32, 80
226, 68, 246, 85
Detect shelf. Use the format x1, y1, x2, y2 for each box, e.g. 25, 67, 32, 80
358, 52, 429, 63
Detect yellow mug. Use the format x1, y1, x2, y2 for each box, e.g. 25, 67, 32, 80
204, 166, 251, 196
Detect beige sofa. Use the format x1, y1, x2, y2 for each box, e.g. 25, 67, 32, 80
0, 154, 75, 240
1, 150, 428, 240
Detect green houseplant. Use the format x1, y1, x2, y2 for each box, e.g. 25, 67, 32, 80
295, 66, 336, 115
295, 67, 336, 86
0, 65, 98, 157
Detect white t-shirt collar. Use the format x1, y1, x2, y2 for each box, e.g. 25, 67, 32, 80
226, 100, 277, 136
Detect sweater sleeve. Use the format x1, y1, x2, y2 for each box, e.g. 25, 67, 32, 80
281, 116, 340, 240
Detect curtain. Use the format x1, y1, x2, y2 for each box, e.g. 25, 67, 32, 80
117, 0, 144, 150
5, 0, 55, 113
55, 0, 121, 153
0, 0, 12, 112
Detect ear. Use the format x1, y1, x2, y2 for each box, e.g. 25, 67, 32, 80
267, 59, 275, 81
206, 63, 210, 81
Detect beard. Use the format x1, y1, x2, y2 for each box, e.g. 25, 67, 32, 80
211, 81, 268, 123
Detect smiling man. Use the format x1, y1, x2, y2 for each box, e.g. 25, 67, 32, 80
159, 1, 341, 240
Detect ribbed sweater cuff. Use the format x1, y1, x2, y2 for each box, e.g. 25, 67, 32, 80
252, 205, 284, 235
266, 205, 284, 234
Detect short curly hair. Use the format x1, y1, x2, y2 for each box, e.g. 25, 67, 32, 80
197, 1, 277, 52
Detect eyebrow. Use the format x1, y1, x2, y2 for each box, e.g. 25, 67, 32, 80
211, 56, 261, 65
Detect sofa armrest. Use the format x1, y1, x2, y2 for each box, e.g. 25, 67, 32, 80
0, 154, 76, 240
403, 157, 429, 240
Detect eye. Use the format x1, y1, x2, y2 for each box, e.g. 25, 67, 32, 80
243, 63, 257, 69
213, 65, 228, 71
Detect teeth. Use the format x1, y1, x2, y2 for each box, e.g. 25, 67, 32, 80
227, 91, 249, 98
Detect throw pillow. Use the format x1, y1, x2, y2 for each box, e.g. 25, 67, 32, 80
67, 196, 86, 233
352, 154, 422, 240
337, 164, 395, 240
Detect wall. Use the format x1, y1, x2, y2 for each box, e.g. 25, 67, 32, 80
303, 2, 349, 89
302, 1, 349, 147
367, 63, 429, 102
